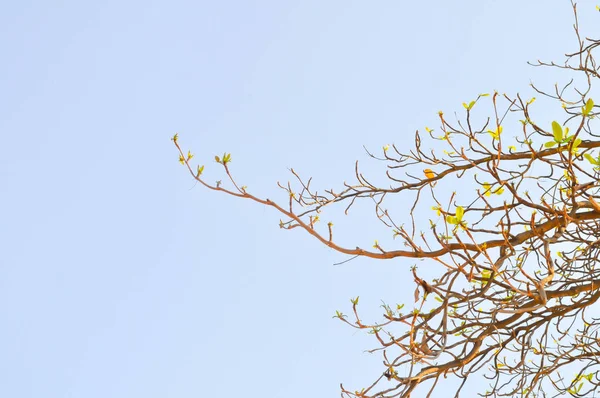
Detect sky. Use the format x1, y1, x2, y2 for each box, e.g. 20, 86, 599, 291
1, 1, 599, 397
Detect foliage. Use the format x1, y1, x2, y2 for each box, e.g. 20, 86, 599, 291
174, 3, 600, 397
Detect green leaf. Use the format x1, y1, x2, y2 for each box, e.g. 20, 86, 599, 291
585, 153, 600, 165
446, 215, 458, 225
544, 141, 557, 148
462, 101, 475, 110
455, 206, 464, 222
552, 121, 563, 142
481, 270, 491, 280
487, 126, 502, 140
583, 98, 594, 116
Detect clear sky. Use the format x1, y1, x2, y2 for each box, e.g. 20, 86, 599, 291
1, 1, 598, 397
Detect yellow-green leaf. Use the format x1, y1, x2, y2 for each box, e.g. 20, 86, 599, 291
552, 121, 563, 142
571, 138, 582, 153
179, 155, 185, 165
544, 141, 557, 148
446, 215, 458, 225
462, 101, 475, 110
488, 126, 502, 140
187, 150, 194, 161
585, 153, 600, 165
171, 133, 179, 142
196, 165, 205, 176
483, 183, 492, 197
583, 98, 594, 116
455, 206, 464, 222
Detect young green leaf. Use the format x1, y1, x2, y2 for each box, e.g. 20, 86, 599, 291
583, 98, 594, 116
584, 153, 600, 166
552, 121, 563, 142
482, 183, 492, 197
571, 138, 582, 153
462, 101, 475, 110
455, 206, 464, 222
488, 126, 502, 140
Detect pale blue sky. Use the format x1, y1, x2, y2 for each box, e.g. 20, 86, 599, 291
1, 1, 598, 397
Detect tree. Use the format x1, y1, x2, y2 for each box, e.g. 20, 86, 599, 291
173, 3, 600, 397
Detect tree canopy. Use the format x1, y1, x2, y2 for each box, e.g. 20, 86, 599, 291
174, 3, 600, 397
